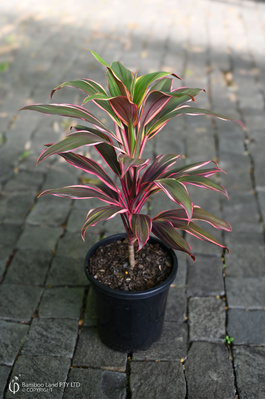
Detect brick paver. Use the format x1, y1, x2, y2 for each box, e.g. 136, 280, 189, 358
0, 0, 264, 398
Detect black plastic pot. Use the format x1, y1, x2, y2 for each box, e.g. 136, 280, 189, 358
84, 233, 178, 352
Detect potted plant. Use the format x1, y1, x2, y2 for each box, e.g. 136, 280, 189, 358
21, 51, 242, 352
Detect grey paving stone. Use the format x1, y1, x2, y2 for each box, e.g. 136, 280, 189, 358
3, 170, 44, 193
228, 309, 265, 345
187, 232, 224, 257
133, 322, 187, 361
0, 193, 36, 224
16, 225, 63, 252
185, 342, 235, 399
56, 231, 94, 260
73, 327, 127, 371
26, 196, 72, 227
165, 287, 187, 322
0, 284, 42, 322
226, 277, 264, 309
189, 297, 226, 342
22, 318, 79, 357
172, 251, 188, 288
46, 255, 88, 286
38, 287, 84, 319
0, 365, 11, 398
0, 224, 22, 266
4, 249, 52, 285
0, 320, 29, 366
130, 361, 186, 399
225, 243, 265, 277
63, 368, 127, 399
223, 191, 263, 235
187, 255, 225, 297
233, 346, 265, 399
6, 355, 71, 399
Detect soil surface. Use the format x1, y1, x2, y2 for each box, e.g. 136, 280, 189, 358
89, 238, 173, 291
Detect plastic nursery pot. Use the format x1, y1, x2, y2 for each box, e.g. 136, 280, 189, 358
84, 233, 178, 352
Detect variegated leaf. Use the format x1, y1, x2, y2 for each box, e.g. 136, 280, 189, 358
130, 214, 152, 250
154, 178, 193, 220
81, 205, 127, 239
152, 219, 195, 260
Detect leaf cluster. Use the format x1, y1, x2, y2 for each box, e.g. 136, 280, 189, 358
21, 51, 242, 262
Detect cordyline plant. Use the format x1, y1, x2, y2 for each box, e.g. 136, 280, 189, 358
21, 50, 242, 270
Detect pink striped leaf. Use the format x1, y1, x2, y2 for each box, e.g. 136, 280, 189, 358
181, 222, 229, 252
117, 153, 150, 177
57, 152, 118, 191
129, 214, 152, 250
140, 91, 172, 127
38, 184, 120, 205
81, 205, 127, 239
20, 103, 113, 134
141, 154, 180, 185
152, 219, 195, 261
164, 160, 217, 178
154, 178, 193, 220
177, 176, 228, 198
108, 96, 139, 128
37, 131, 109, 164
154, 206, 232, 231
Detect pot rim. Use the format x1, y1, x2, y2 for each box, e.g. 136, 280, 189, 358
84, 233, 178, 300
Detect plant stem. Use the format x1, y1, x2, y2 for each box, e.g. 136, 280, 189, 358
128, 242, 136, 269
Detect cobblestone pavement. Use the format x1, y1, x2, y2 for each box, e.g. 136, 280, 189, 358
0, 0, 264, 398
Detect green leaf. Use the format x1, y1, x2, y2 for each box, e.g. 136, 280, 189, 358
152, 219, 195, 260
110, 61, 133, 93
82, 93, 124, 129
130, 214, 152, 250
89, 50, 110, 67
81, 205, 127, 239
154, 178, 193, 220
106, 69, 123, 97
133, 71, 181, 107
51, 79, 107, 99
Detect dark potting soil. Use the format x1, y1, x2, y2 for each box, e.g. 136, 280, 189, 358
89, 238, 173, 291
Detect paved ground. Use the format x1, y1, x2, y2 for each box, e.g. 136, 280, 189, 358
0, 0, 264, 398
